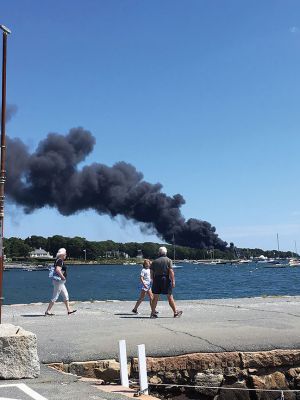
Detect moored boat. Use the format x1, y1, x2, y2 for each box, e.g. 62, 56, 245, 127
289, 258, 300, 267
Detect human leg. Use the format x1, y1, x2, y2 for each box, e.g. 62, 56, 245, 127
151, 294, 159, 317
55, 282, 77, 314
45, 301, 55, 315
45, 280, 61, 315
64, 300, 75, 314
132, 290, 146, 313
147, 289, 159, 314
167, 294, 177, 313
167, 294, 183, 317
147, 288, 154, 306
151, 276, 161, 317
60, 283, 76, 314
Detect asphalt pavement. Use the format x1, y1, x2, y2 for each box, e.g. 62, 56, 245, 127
3, 296, 300, 363
0, 364, 133, 400
2, 296, 300, 400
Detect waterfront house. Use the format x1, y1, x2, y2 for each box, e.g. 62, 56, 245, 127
30, 248, 53, 259
105, 250, 129, 259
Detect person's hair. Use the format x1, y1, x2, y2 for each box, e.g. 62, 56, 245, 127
143, 259, 151, 267
158, 246, 167, 256
56, 248, 67, 258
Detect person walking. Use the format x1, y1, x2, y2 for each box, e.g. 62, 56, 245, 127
150, 246, 182, 318
45, 248, 77, 316
132, 259, 155, 314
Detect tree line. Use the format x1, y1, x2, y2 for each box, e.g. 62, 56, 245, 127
3, 235, 296, 261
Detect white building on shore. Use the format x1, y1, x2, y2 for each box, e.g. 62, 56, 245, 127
29, 248, 53, 259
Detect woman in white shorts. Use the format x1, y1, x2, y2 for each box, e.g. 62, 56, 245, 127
45, 248, 77, 316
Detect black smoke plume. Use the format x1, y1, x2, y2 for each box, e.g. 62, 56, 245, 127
1, 104, 18, 123
6, 127, 227, 250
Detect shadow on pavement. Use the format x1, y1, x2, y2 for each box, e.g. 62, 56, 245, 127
118, 315, 171, 319
21, 314, 46, 317
114, 313, 133, 316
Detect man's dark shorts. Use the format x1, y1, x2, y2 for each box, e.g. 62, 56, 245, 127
152, 275, 172, 295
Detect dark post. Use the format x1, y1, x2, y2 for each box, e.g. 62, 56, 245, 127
0, 25, 11, 324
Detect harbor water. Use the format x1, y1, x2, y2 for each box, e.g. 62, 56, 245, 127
2, 262, 300, 305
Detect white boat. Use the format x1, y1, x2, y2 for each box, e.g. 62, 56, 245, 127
289, 258, 300, 267
215, 259, 227, 264
238, 259, 252, 264
289, 241, 300, 266
255, 255, 269, 264
266, 258, 275, 264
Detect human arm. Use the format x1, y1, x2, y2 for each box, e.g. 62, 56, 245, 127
55, 260, 66, 280
140, 270, 148, 288
55, 267, 66, 280
169, 267, 175, 288
140, 276, 147, 288
150, 268, 154, 282
168, 259, 175, 287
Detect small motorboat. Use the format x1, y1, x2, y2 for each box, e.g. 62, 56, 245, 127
289, 258, 300, 267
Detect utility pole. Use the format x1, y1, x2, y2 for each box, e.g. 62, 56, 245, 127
0, 24, 11, 324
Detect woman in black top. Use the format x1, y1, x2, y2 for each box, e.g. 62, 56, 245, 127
45, 248, 76, 316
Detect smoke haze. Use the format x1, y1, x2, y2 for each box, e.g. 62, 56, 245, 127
6, 127, 227, 249
1, 104, 18, 123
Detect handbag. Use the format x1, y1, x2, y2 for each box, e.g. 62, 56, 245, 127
48, 265, 62, 281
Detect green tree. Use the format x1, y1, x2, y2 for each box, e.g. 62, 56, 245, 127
4, 237, 32, 258
141, 242, 160, 259
25, 235, 48, 251
67, 236, 87, 259
48, 235, 68, 257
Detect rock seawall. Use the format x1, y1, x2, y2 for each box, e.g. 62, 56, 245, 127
50, 349, 300, 399
133, 350, 300, 399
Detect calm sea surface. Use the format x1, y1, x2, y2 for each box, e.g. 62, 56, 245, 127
2, 262, 300, 305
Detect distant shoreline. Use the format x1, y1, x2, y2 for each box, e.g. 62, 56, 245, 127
4, 261, 145, 269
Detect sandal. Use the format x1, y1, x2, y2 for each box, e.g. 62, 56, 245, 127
68, 310, 77, 315
45, 312, 55, 316
174, 310, 183, 318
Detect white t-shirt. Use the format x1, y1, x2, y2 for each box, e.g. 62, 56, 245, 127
140, 268, 151, 285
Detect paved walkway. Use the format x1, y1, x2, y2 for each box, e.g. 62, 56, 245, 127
3, 296, 300, 364
0, 364, 134, 400
2, 296, 300, 399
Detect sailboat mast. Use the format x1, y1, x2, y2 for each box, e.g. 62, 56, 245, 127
173, 234, 175, 263
277, 233, 280, 257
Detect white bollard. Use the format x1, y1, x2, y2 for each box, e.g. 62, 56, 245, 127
138, 344, 148, 395
118, 339, 129, 388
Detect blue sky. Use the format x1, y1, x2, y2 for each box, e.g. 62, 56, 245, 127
2, 1, 300, 251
